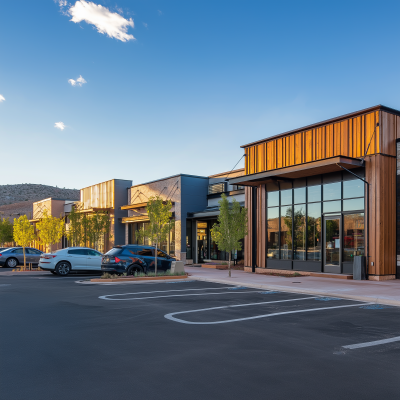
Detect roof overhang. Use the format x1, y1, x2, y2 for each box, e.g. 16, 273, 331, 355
121, 201, 175, 210
228, 156, 364, 187
76, 207, 111, 214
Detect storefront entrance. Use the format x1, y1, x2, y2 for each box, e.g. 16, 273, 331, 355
324, 215, 341, 273
323, 212, 365, 274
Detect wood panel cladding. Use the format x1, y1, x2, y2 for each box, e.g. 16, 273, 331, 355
245, 111, 380, 175
366, 154, 396, 276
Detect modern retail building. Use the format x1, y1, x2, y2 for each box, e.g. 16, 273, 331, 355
229, 105, 399, 280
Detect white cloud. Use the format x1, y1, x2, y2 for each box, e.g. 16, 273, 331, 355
0, 95, 5, 102
143, 22, 148, 28
58, 0, 68, 6
68, 75, 87, 87
68, 1, 135, 42
54, 122, 66, 130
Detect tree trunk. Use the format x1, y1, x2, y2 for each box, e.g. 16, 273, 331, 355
23, 247, 26, 268
228, 251, 231, 278
155, 241, 158, 276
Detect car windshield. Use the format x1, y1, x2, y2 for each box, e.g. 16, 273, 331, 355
105, 248, 123, 256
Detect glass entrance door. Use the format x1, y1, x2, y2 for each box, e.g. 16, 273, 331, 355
197, 222, 208, 263
324, 215, 341, 273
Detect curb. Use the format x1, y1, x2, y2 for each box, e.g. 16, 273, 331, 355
190, 276, 400, 307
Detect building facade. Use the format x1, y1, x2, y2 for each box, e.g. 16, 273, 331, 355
229, 105, 398, 280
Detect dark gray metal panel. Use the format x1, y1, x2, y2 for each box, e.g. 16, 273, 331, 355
266, 259, 292, 270
293, 261, 322, 272
352, 257, 366, 279
180, 175, 208, 253
113, 179, 132, 246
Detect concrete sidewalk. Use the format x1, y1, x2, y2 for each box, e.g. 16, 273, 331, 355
186, 266, 400, 307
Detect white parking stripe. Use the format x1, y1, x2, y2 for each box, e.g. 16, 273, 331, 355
342, 336, 400, 349
100, 290, 264, 301
164, 301, 371, 324
99, 287, 254, 300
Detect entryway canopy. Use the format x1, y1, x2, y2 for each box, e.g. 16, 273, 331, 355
228, 156, 363, 186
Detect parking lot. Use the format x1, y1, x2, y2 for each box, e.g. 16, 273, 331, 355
1, 275, 400, 399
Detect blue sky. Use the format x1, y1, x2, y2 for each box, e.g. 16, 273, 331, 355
1, 0, 400, 189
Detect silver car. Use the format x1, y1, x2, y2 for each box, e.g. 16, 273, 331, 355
0, 247, 43, 268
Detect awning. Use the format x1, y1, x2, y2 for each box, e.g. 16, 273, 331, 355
121, 201, 175, 210
122, 216, 149, 223
188, 202, 245, 219
76, 208, 111, 214
228, 156, 363, 186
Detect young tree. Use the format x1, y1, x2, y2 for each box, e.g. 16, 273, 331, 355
65, 205, 83, 247
210, 194, 248, 278
0, 217, 14, 246
35, 209, 65, 253
87, 211, 111, 251
13, 215, 35, 267
137, 196, 174, 276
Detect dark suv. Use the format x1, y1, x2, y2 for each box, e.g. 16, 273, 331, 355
101, 245, 175, 275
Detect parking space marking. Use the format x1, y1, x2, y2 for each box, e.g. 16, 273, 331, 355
100, 289, 264, 301
164, 300, 372, 325
99, 286, 255, 300
342, 336, 400, 350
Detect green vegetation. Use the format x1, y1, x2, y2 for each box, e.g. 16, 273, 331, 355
0, 217, 13, 246
35, 209, 65, 253
13, 215, 35, 267
210, 194, 248, 278
136, 196, 174, 276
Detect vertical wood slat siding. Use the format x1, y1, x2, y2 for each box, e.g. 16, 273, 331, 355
364, 154, 396, 276
246, 111, 380, 175
244, 187, 252, 267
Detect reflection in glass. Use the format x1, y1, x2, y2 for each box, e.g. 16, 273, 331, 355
325, 218, 340, 265
293, 204, 306, 260
343, 198, 364, 211
280, 206, 292, 259
280, 189, 292, 206
323, 182, 341, 201
307, 203, 321, 261
308, 185, 321, 202
323, 200, 341, 213
197, 222, 208, 262
343, 213, 364, 262
294, 188, 306, 204
268, 191, 279, 207
343, 179, 364, 199
267, 207, 279, 259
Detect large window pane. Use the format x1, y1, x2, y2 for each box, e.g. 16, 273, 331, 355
343, 179, 364, 199
294, 188, 306, 204
267, 207, 279, 259
307, 203, 321, 261
343, 213, 364, 262
323, 200, 341, 213
308, 185, 321, 202
293, 204, 306, 260
281, 189, 292, 206
268, 191, 279, 207
280, 206, 292, 259
343, 198, 364, 211
323, 182, 341, 201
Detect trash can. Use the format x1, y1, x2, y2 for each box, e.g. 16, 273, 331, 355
353, 256, 366, 280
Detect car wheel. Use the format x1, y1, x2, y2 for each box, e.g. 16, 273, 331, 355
55, 261, 71, 276
6, 258, 18, 268
127, 265, 142, 276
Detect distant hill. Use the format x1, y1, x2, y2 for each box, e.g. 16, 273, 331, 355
0, 184, 80, 220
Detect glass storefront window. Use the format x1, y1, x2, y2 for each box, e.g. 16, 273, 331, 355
268, 191, 279, 207
323, 200, 341, 213
267, 207, 279, 259
343, 198, 364, 211
280, 189, 292, 206
323, 182, 341, 201
293, 204, 306, 260
343, 213, 364, 262
307, 202, 321, 261
186, 220, 192, 259
308, 185, 321, 202
343, 179, 364, 199
294, 188, 306, 204
280, 206, 292, 259
197, 222, 208, 262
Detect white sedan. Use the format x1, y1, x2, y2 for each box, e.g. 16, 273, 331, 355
38, 247, 103, 276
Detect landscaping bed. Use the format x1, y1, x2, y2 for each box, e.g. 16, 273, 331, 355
91, 271, 188, 283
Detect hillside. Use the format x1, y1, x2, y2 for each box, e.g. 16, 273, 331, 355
0, 184, 80, 220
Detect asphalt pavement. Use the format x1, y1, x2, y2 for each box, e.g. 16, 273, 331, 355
1, 274, 400, 400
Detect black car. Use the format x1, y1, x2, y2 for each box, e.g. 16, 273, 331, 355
101, 245, 175, 275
